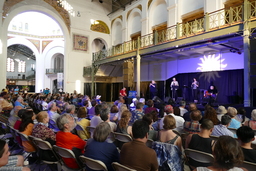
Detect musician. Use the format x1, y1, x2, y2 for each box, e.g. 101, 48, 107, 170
149, 80, 157, 99
206, 85, 218, 105
191, 78, 199, 102
119, 87, 127, 98
170, 77, 179, 100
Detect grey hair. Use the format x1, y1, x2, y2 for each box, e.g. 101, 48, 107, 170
17, 96, 23, 100
56, 114, 70, 131
251, 109, 256, 121
48, 102, 56, 111
66, 105, 76, 113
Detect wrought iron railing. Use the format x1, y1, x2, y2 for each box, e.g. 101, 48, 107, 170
45, 68, 63, 74
92, 1, 255, 63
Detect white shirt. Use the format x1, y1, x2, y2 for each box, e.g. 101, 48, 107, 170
48, 110, 60, 121
90, 115, 103, 127
159, 113, 185, 133
179, 107, 188, 117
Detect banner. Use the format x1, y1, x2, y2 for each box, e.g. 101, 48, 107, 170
57, 73, 63, 89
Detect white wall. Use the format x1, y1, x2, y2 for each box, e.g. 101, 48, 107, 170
180, 0, 204, 16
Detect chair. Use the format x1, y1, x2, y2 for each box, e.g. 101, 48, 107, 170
112, 162, 136, 171
49, 119, 60, 132
241, 160, 256, 170
79, 155, 108, 171
32, 138, 62, 171
209, 135, 219, 142
53, 145, 83, 171
146, 139, 154, 148
86, 126, 95, 138
113, 132, 132, 143
184, 148, 214, 168
227, 128, 237, 135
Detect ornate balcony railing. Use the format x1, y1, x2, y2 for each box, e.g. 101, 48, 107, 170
45, 68, 63, 74
92, 1, 255, 63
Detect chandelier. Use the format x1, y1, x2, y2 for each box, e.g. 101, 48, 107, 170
56, 0, 75, 17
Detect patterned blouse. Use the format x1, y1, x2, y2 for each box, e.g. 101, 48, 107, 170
32, 123, 56, 141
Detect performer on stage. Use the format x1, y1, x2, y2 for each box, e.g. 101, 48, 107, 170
191, 78, 199, 102
170, 77, 179, 100
149, 80, 157, 99
119, 87, 127, 97
206, 85, 218, 105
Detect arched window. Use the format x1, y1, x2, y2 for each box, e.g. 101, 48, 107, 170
54, 56, 63, 72
18, 60, 26, 73
6, 58, 14, 72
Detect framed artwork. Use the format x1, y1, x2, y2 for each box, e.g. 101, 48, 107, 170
73, 34, 88, 52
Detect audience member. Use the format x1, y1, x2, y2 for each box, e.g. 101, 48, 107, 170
183, 103, 197, 121
19, 110, 36, 152
14, 96, 27, 108
159, 105, 185, 133
116, 110, 132, 136
76, 107, 90, 140
203, 106, 219, 125
41, 96, 48, 111
227, 107, 241, 129
159, 115, 182, 151
56, 114, 86, 169
0, 92, 13, 114
244, 109, 256, 130
211, 115, 234, 137
237, 126, 256, 163
8, 106, 22, 127
47, 102, 60, 121
110, 105, 118, 122
144, 100, 157, 114
186, 119, 214, 169
173, 106, 181, 116
84, 122, 119, 171
142, 114, 158, 141
236, 107, 249, 124
194, 136, 247, 171
131, 102, 144, 123
129, 98, 137, 111
120, 120, 158, 171
179, 100, 188, 117
0, 139, 30, 171
100, 107, 117, 132
90, 103, 104, 127
184, 110, 202, 134
65, 104, 76, 119
87, 100, 97, 119
216, 105, 227, 121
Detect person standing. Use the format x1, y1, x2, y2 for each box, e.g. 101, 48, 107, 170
191, 78, 199, 103
119, 87, 127, 98
149, 80, 157, 99
170, 77, 179, 100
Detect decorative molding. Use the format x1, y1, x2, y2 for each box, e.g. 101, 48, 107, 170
111, 15, 123, 27
42, 40, 53, 52
127, 9, 132, 20
8, 31, 64, 39
167, 3, 177, 11
137, 4, 142, 11
73, 34, 88, 52
27, 39, 40, 52
148, 0, 153, 9
90, 20, 110, 34
127, 5, 142, 20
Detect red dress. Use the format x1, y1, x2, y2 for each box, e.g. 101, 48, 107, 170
120, 89, 127, 97
56, 131, 86, 169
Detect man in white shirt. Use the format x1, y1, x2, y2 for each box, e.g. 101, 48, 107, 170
159, 105, 185, 133
179, 100, 188, 117
90, 103, 104, 127
47, 102, 60, 121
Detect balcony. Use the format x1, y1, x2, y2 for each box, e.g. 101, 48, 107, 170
46, 68, 63, 75
92, 1, 256, 65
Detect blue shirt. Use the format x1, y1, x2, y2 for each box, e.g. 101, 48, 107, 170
14, 101, 25, 108
84, 139, 119, 171
211, 124, 234, 137
228, 118, 241, 129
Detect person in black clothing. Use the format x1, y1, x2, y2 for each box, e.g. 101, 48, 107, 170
149, 80, 157, 99
237, 126, 256, 163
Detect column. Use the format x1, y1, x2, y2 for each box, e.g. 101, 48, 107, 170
136, 54, 141, 97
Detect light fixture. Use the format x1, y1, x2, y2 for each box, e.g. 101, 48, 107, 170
57, 0, 75, 17
77, 11, 81, 17
90, 19, 99, 25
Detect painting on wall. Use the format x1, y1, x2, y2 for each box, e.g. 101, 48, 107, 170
73, 34, 88, 52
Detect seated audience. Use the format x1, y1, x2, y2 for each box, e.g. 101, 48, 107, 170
109, 105, 118, 122
211, 115, 234, 137
194, 136, 247, 171
159, 105, 184, 133
32, 111, 56, 143
244, 109, 256, 130
19, 110, 36, 152
8, 106, 22, 127
56, 114, 86, 169
142, 114, 158, 141
87, 100, 97, 119
216, 105, 227, 121
237, 126, 256, 163
186, 119, 214, 169
131, 102, 144, 123
183, 103, 197, 121
41, 96, 48, 111
47, 102, 60, 121
90, 104, 104, 127
76, 107, 90, 140
0, 92, 13, 113
129, 98, 137, 111
236, 107, 249, 124
116, 110, 132, 136
144, 100, 157, 114
65, 104, 76, 119
159, 115, 182, 151
114, 103, 128, 121
179, 100, 188, 117
184, 110, 202, 134
203, 106, 219, 125
14, 96, 27, 108
100, 107, 117, 132
227, 107, 241, 129
120, 120, 158, 171
84, 122, 119, 171
0, 139, 30, 171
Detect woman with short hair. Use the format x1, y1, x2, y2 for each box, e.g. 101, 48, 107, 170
84, 122, 119, 171
77, 107, 90, 140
